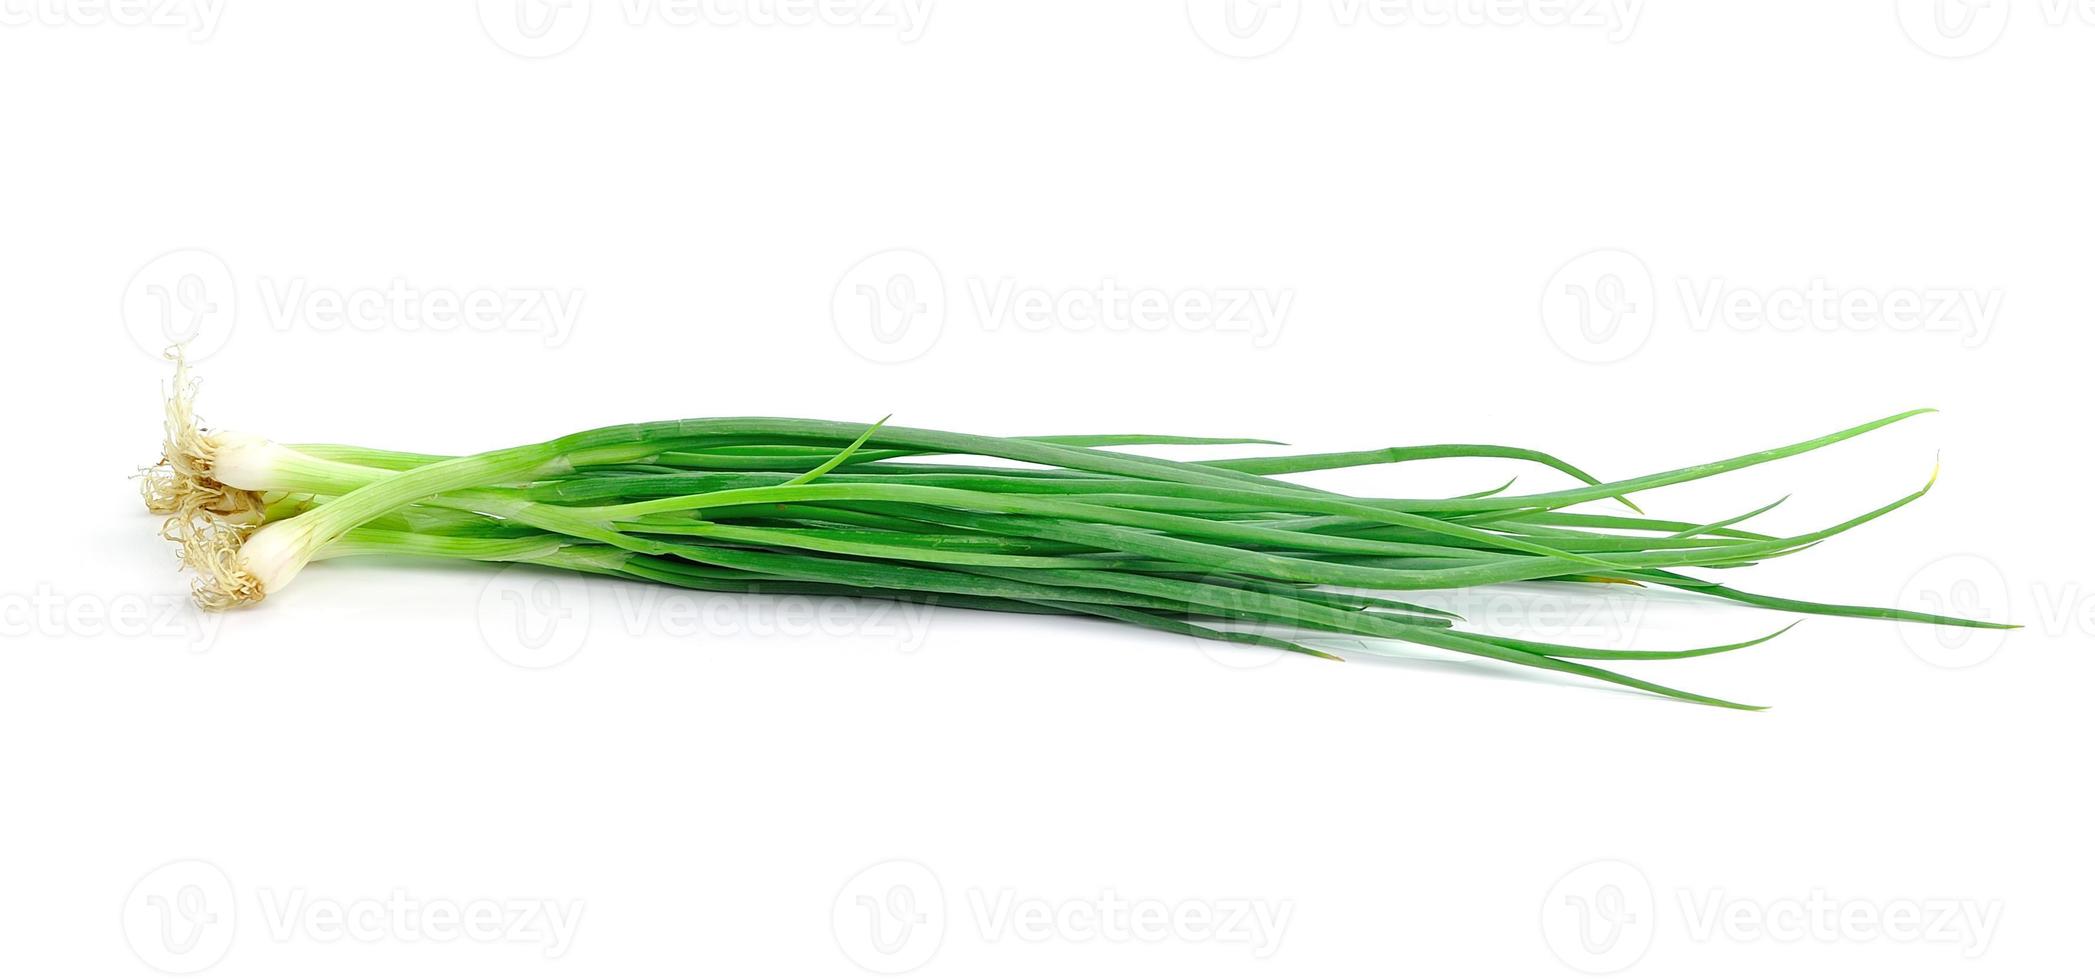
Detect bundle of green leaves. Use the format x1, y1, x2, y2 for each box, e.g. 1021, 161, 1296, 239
143, 357, 2005, 709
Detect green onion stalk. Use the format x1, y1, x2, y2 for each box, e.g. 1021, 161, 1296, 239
142, 354, 2011, 709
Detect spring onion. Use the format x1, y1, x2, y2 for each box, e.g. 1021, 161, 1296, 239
142, 354, 2010, 708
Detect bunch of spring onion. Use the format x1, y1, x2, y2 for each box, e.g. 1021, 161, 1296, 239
141, 355, 2007, 709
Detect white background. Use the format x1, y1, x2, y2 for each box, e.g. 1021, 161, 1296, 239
2, 1, 2088, 976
